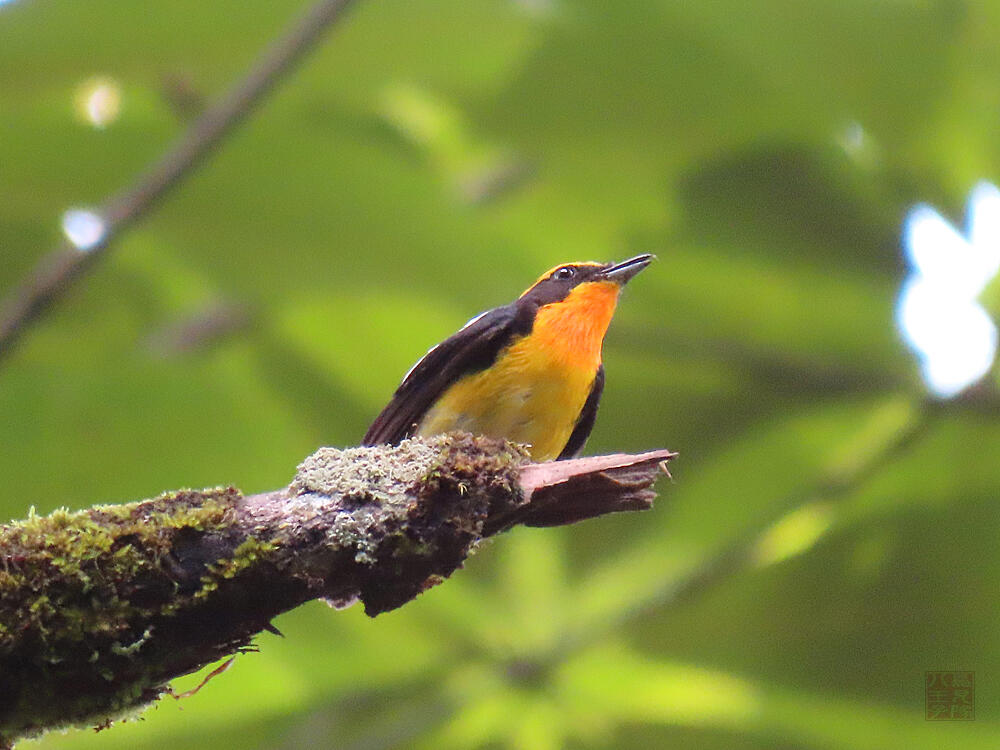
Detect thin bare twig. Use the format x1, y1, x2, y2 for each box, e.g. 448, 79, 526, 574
0, 0, 358, 364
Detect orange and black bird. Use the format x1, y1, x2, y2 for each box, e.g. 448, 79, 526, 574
363, 254, 654, 461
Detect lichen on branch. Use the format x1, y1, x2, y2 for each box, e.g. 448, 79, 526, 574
0, 434, 673, 747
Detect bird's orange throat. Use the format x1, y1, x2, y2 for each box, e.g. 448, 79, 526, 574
414, 280, 621, 461
531, 281, 621, 370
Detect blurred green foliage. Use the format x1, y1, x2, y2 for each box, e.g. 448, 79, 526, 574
3, 0, 1000, 747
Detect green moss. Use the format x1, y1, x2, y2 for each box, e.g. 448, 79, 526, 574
191, 537, 278, 600
109, 628, 153, 658
0, 485, 285, 743
0, 488, 238, 657
1, 435, 532, 741
216, 537, 278, 579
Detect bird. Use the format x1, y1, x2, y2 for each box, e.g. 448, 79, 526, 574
363, 254, 654, 461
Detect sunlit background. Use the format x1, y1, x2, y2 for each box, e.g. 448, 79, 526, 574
3, 1, 1000, 748
898, 182, 1000, 397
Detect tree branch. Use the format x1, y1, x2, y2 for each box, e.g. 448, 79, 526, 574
0, 434, 674, 747
0, 0, 358, 365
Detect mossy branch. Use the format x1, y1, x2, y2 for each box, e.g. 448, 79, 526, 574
0, 434, 674, 747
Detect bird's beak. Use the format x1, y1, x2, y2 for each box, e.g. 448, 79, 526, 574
601, 254, 655, 285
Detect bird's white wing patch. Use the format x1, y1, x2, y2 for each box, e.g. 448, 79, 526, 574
401, 343, 439, 384
458, 310, 489, 331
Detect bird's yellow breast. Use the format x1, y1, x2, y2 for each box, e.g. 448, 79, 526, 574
416, 281, 620, 460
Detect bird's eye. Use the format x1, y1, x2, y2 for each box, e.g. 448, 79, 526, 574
553, 266, 576, 280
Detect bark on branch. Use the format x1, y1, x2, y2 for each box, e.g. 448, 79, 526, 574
0, 434, 674, 747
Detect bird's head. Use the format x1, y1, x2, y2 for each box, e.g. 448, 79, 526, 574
519, 254, 655, 308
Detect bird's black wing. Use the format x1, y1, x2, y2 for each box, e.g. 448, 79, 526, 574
557, 365, 604, 459
363, 304, 525, 446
